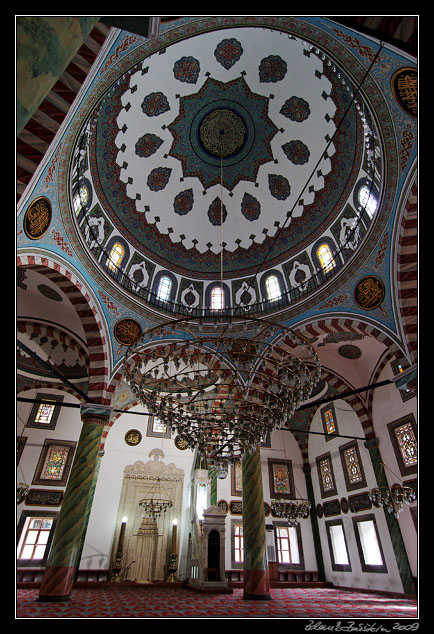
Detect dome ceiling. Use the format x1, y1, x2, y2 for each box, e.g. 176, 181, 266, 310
70, 19, 382, 308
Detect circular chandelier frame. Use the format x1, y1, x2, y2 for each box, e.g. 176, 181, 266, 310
123, 314, 321, 463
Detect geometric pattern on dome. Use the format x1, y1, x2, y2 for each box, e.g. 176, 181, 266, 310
167, 76, 278, 191
84, 26, 365, 280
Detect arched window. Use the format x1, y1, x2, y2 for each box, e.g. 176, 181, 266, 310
265, 274, 281, 301
157, 275, 172, 302
73, 184, 89, 215
358, 185, 377, 219
106, 242, 125, 271
317, 243, 335, 273
210, 286, 224, 310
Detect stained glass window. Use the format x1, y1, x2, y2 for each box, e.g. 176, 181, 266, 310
394, 423, 417, 468
358, 185, 377, 219
210, 286, 224, 310
272, 463, 291, 495
234, 524, 243, 563
317, 243, 335, 272
324, 408, 336, 434
106, 242, 124, 271
152, 417, 167, 434
34, 401, 56, 425
344, 447, 363, 485
157, 276, 172, 302
319, 457, 335, 492
73, 184, 89, 215
41, 445, 69, 480
265, 274, 281, 301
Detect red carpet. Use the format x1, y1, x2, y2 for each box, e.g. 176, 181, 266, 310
16, 586, 418, 619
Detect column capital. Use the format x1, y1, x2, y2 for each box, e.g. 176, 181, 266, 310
364, 436, 379, 451
80, 404, 112, 425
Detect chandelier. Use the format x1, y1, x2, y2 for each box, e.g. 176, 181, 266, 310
138, 477, 173, 520
368, 462, 416, 518
271, 491, 311, 527
123, 315, 321, 464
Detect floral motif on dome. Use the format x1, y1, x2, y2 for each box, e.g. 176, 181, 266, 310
167, 76, 278, 191
141, 92, 171, 117
135, 133, 164, 158
268, 174, 291, 200
147, 167, 172, 191
174, 188, 194, 216
241, 192, 261, 221
208, 197, 227, 226
173, 56, 201, 84
259, 55, 287, 83
214, 38, 243, 70
282, 139, 310, 165
280, 96, 311, 122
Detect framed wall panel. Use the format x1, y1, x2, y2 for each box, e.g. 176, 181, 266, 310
26, 393, 64, 430
339, 440, 367, 492
32, 438, 76, 487
316, 452, 338, 499
387, 414, 417, 477
268, 458, 295, 500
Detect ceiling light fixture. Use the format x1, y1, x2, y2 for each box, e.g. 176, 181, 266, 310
138, 476, 173, 520
122, 141, 321, 464
368, 462, 416, 518
122, 314, 321, 464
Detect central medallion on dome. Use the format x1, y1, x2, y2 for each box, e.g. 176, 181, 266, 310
167, 76, 278, 190
198, 108, 247, 158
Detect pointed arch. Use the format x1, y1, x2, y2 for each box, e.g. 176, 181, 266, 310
17, 254, 111, 405
394, 177, 417, 365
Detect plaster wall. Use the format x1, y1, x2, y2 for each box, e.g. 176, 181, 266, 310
308, 389, 417, 594
215, 427, 317, 572
371, 363, 418, 578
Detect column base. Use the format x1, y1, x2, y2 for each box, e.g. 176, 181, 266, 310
36, 595, 72, 602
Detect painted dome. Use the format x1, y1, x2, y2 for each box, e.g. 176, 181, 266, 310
68, 17, 384, 317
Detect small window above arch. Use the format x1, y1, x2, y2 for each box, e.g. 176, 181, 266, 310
157, 275, 172, 302
358, 185, 377, 219
265, 274, 282, 301
210, 286, 225, 310
316, 243, 336, 273
73, 183, 89, 215
106, 242, 125, 272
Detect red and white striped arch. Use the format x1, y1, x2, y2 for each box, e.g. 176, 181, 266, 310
17, 253, 111, 405
394, 178, 417, 365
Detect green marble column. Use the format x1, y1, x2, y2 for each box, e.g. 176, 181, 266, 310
303, 464, 326, 582
209, 467, 217, 506
242, 446, 272, 600
38, 406, 111, 601
73, 449, 105, 581
365, 437, 415, 595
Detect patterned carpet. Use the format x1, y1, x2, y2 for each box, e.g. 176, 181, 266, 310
16, 586, 418, 619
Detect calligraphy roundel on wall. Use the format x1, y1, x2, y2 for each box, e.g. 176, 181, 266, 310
113, 318, 142, 345
391, 67, 417, 118
125, 429, 142, 446
353, 275, 385, 311
23, 197, 52, 240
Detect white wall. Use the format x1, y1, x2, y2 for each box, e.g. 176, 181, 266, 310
17, 375, 417, 591
214, 427, 317, 572
371, 362, 418, 577
308, 384, 417, 593
83, 403, 196, 573
17, 388, 83, 519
